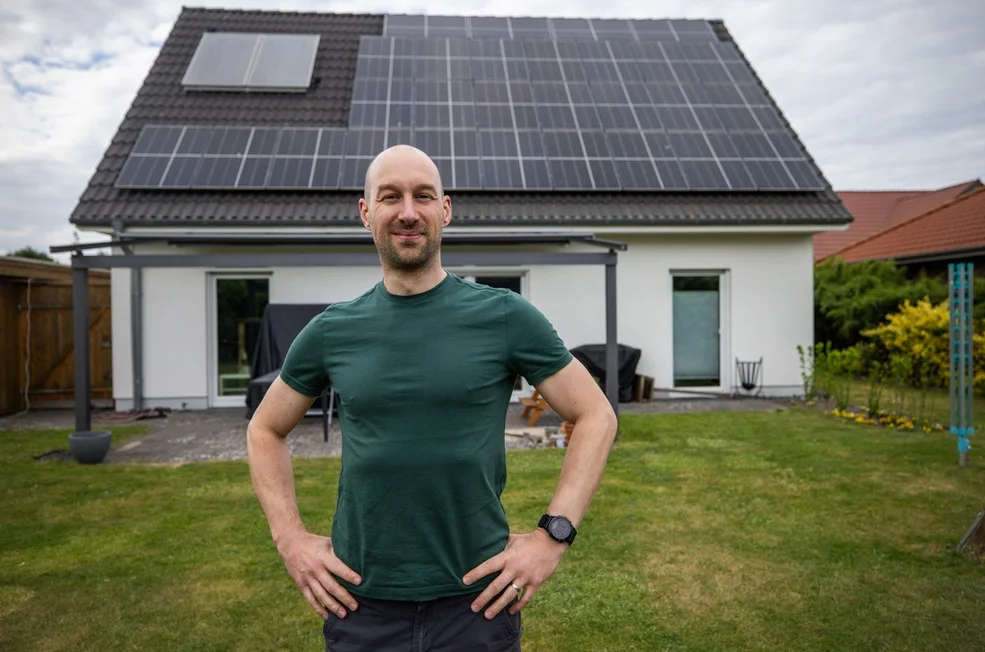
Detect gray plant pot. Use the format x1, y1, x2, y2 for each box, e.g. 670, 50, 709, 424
68, 430, 112, 464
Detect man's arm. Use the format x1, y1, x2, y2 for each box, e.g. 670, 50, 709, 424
247, 377, 362, 619
533, 357, 619, 529
463, 358, 617, 617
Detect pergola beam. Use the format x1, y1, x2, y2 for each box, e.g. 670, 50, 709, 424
68, 243, 623, 434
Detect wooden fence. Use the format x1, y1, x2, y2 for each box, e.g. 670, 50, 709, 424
0, 257, 113, 416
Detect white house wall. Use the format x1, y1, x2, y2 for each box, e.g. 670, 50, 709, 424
113, 266, 210, 410
109, 232, 812, 409
520, 233, 811, 396
270, 267, 380, 304
611, 233, 813, 396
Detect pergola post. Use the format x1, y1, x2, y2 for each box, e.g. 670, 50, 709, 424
605, 255, 619, 419
72, 264, 92, 433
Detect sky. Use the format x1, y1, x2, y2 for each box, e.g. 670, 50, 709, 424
1, 0, 983, 261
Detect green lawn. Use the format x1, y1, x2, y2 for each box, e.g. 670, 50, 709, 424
2, 409, 984, 651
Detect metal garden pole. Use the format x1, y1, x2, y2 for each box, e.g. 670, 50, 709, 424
949, 262, 974, 466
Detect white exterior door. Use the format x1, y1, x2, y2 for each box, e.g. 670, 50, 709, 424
670, 270, 730, 395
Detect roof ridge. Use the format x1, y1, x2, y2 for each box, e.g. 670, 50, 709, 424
828, 185, 985, 260
180, 6, 383, 18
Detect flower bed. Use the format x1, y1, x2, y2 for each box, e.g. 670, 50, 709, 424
829, 407, 945, 433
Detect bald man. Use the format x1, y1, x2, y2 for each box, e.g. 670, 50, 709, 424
247, 145, 618, 651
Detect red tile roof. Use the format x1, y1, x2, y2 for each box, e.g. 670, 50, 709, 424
829, 186, 985, 263
814, 180, 981, 261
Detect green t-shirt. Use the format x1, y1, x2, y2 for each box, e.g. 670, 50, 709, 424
278, 272, 573, 601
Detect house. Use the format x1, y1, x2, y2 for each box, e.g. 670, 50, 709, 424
823, 185, 985, 276
60, 8, 852, 424
815, 179, 982, 263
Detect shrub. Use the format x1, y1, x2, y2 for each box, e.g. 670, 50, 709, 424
861, 298, 985, 392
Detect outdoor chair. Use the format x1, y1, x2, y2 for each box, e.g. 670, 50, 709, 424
519, 389, 550, 426
734, 357, 764, 397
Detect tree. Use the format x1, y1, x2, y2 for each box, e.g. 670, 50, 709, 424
8, 246, 55, 263
814, 257, 948, 348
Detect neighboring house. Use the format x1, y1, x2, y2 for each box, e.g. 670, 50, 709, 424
815, 179, 982, 262
64, 8, 851, 415
824, 185, 985, 275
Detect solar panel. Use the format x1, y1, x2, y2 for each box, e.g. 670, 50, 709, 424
161, 156, 200, 188
588, 159, 621, 189
614, 159, 660, 189
652, 159, 689, 189
238, 157, 272, 188
182, 33, 319, 92
521, 159, 551, 188
268, 158, 314, 188
312, 157, 342, 187
132, 126, 183, 154
549, 159, 593, 189
116, 155, 170, 188
197, 156, 241, 188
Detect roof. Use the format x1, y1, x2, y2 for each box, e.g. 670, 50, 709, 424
814, 179, 981, 260
830, 186, 985, 264
68, 7, 853, 230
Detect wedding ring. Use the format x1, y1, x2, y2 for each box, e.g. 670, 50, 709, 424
511, 582, 523, 593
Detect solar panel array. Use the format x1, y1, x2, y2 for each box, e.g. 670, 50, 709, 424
115, 15, 825, 193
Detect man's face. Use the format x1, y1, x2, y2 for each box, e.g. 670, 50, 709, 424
359, 147, 451, 272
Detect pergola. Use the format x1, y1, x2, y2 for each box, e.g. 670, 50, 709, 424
54, 230, 627, 434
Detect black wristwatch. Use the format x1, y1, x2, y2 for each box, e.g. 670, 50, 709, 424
538, 514, 577, 545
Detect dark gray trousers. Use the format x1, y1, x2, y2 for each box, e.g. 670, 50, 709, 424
323, 590, 522, 652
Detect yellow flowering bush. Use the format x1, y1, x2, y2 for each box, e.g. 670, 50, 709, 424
861, 298, 985, 392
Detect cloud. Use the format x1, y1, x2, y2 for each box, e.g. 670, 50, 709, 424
1, 0, 983, 259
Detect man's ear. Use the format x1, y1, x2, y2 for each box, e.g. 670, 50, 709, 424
358, 198, 371, 229
442, 195, 452, 227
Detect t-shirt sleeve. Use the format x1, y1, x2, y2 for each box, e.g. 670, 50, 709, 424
278, 313, 330, 397
505, 292, 573, 386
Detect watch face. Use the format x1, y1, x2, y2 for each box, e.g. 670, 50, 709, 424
548, 518, 571, 540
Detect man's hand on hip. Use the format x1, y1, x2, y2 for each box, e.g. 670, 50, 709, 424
462, 529, 567, 619
278, 532, 362, 619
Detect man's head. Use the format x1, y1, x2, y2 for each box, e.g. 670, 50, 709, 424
359, 145, 452, 273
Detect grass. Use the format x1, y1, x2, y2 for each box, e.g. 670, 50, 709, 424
2, 409, 985, 651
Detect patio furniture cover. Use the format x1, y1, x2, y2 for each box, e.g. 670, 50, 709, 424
246, 303, 328, 417
569, 344, 642, 403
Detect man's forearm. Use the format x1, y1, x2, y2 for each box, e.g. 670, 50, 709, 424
247, 423, 307, 547
545, 408, 617, 527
